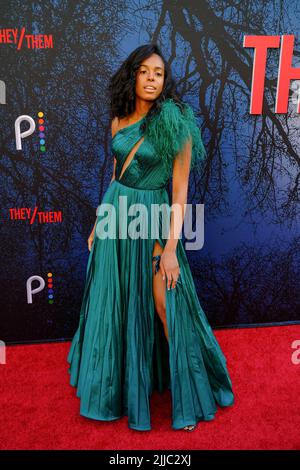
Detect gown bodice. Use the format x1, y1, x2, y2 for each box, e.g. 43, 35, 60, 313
111, 98, 207, 190
112, 117, 172, 190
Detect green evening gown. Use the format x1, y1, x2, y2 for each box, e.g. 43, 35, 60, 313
67, 98, 234, 431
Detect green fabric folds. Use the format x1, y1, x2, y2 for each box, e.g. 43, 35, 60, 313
67, 99, 234, 431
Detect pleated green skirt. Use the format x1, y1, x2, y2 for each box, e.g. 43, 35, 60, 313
67, 180, 234, 430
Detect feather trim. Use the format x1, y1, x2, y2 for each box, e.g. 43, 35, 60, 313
144, 98, 206, 171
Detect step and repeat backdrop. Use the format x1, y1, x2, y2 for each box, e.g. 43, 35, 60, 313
0, 0, 299, 344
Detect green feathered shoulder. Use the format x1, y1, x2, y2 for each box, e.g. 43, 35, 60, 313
144, 98, 207, 171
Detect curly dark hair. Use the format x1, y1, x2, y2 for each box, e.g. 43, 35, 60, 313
108, 43, 185, 132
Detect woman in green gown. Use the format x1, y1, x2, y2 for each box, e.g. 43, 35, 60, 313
67, 44, 234, 432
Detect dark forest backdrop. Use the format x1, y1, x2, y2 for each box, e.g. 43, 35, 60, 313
0, 0, 299, 344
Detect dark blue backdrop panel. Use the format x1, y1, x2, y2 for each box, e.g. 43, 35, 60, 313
0, 0, 299, 344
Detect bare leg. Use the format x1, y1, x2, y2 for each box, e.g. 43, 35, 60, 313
152, 240, 168, 341
151, 241, 196, 431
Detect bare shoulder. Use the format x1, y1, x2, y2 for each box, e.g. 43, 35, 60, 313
111, 116, 120, 138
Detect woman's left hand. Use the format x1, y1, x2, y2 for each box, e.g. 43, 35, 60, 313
160, 249, 180, 290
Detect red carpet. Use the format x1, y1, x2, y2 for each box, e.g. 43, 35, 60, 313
0, 325, 299, 450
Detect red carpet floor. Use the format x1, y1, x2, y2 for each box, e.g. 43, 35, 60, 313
0, 324, 299, 450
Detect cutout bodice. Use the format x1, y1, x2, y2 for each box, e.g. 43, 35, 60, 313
111, 118, 172, 190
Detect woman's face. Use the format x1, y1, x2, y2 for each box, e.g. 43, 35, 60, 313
135, 53, 165, 102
